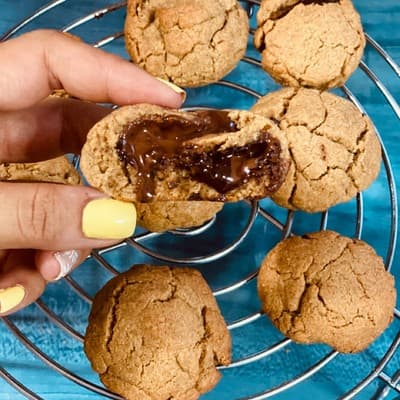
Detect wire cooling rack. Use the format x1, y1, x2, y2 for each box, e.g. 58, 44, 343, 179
0, 1, 400, 399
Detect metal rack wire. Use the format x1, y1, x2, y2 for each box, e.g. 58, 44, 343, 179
0, 1, 399, 399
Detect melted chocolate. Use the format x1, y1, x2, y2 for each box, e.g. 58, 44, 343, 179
116, 110, 282, 201
178, 132, 282, 194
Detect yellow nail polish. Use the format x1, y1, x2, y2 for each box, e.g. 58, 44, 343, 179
82, 198, 136, 239
156, 77, 186, 102
0, 285, 25, 313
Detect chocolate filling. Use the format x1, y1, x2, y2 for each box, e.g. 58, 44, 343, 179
116, 110, 283, 201
179, 136, 282, 194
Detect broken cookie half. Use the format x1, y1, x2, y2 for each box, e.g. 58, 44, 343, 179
80, 104, 290, 202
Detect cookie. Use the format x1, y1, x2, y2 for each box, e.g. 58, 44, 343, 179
80, 104, 290, 203
124, 0, 249, 87
251, 87, 381, 212
49, 89, 74, 99
84, 264, 231, 400
0, 156, 81, 185
254, 0, 365, 89
136, 201, 223, 232
258, 230, 396, 353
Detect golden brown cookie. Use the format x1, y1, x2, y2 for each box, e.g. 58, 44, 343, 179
254, 0, 365, 89
251, 87, 381, 212
258, 230, 396, 353
84, 264, 231, 400
49, 89, 71, 99
124, 0, 249, 87
0, 156, 81, 185
136, 201, 223, 232
80, 104, 290, 203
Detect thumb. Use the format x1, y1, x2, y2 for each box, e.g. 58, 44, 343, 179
0, 182, 136, 250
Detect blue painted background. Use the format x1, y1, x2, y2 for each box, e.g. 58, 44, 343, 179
0, 1, 399, 399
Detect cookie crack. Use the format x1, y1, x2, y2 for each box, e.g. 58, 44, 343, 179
316, 283, 353, 326
101, 369, 155, 400
169, 269, 203, 313
105, 278, 128, 354
301, 37, 326, 80
290, 123, 355, 153
287, 282, 314, 332
175, 355, 193, 378
260, 1, 302, 23
347, 246, 371, 301
210, 10, 229, 49
194, 306, 213, 392
337, 2, 364, 53
152, 280, 178, 304
157, 23, 171, 75
285, 91, 328, 133
312, 241, 373, 324
269, 52, 300, 83
319, 293, 366, 330
300, 36, 354, 87
280, 90, 327, 208
262, 0, 341, 22
208, 11, 230, 77
345, 126, 369, 189
307, 240, 350, 281
286, 115, 366, 189
260, 1, 341, 25
170, 12, 223, 63
301, 165, 337, 182
330, 40, 357, 56
279, 89, 300, 121
105, 277, 163, 357
286, 147, 299, 208
272, 257, 316, 323
280, 240, 349, 325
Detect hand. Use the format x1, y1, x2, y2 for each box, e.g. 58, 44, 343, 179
0, 29, 185, 316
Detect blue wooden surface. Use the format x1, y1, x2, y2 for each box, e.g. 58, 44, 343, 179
0, 1, 399, 399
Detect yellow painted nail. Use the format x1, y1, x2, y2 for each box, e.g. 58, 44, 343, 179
0, 285, 25, 313
82, 198, 136, 239
156, 77, 186, 102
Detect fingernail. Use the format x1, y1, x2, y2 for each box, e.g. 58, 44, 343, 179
53, 250, 79, 281
82, 198, 136, 239
0, 285, 25, 313
156, 77, 186, 102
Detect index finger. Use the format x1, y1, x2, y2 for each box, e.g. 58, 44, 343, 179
0, 30, 185, 111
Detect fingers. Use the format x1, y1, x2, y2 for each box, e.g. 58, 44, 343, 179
0, 248, 92, 316
0, 182, 137, 251
0, 250, 46, 316
35, 248, 91, 282
0, 248, 92, 315
0, 30, 185, 111
0, 97, 110, 162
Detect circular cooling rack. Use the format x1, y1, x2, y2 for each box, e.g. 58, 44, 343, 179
1, 1, 400, 399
